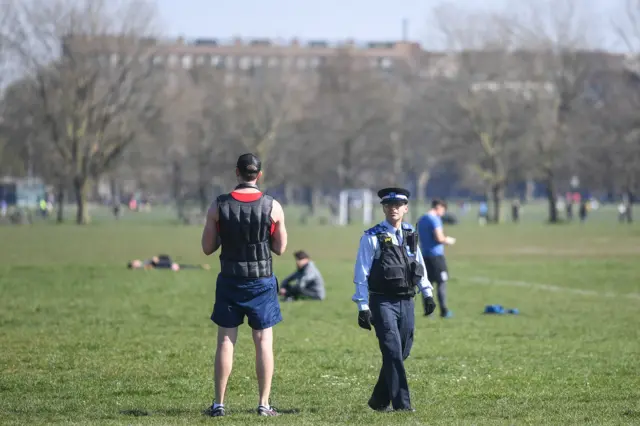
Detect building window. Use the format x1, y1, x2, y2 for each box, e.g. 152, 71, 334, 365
110, 53, 119, 66
380, 57, 392, 69
239, 56, 251, 70
152, 55, 164, 66
310, 57, 320, 68
182, 55, 193, 69
268, 57, 279, 68
211, 55, 221, 66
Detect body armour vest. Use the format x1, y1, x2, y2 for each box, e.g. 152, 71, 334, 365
367, 225, 425, 297
217, 191, 274, 279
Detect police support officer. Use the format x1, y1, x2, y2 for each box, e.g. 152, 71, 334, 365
201, 153, 287, 417
352, 187, 437, 412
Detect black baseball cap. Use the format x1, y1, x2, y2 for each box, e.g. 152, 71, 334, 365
236, 153, 262, 174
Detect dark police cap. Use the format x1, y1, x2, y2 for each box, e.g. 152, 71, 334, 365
236, 153, 262, 173
377, 187, 411, 204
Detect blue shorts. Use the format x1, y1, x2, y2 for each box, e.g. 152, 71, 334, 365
211, 274, 282, 330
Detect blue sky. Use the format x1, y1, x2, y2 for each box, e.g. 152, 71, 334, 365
156, 0, 630, 51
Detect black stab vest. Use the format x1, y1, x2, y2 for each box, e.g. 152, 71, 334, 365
217, 185, 274, 279
367, 229, 424, 298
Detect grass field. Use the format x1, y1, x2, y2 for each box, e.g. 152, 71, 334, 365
1, 207, 639, 425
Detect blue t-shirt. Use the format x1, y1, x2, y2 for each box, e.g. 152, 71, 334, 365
417, 213, 444, 256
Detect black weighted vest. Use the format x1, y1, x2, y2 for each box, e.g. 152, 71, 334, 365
216, 189, 274, 279
367, 229, 424, 297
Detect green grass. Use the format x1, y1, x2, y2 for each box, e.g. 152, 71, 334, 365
1, 214, 639, 425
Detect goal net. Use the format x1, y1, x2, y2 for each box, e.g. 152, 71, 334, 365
337, 189, 374, 226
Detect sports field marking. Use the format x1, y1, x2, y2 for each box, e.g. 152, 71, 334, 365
469, 276, 640, 301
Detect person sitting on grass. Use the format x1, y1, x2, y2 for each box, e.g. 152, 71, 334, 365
278, 250, 325, 301
127, 254, 211, 271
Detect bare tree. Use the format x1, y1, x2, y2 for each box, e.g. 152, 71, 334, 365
509, 0, 599, 223
1, 0, 163, 224
581, 68, 640, 222
223, 63, 304, 191
428, 6, 531, 223
395, 51, 460, 204
284, 51, 397, 223
0, 75, 73, 221
0, 1, 14, 169
609, 0, 640, 221
312, 50, 394, 189
614, 0, 640, 54
186, 67, 233, 213
396, 87, 442, 204
0, 80, 36, 177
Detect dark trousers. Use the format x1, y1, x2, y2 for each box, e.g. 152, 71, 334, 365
281, 282, 320, 300
368, 294, 415, 410
425, 255, 449, 316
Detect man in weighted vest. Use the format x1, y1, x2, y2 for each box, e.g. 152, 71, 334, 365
201, 153, 287, 417
352, 187, 437, 412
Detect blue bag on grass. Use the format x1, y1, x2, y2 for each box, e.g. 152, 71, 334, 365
484, 304, 519, 315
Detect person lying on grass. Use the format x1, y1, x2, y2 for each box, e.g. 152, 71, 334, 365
127, 254, 211, 271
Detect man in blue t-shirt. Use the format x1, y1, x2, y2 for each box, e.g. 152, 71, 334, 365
416, 199, 457, 318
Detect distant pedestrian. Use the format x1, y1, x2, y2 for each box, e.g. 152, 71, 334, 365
417, 199, 456, 318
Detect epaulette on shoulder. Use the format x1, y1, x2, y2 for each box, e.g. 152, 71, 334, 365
401, 222, 414, 231
364, 224, 386, 236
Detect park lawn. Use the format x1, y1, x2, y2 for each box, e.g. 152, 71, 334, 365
0, 220, 639, 425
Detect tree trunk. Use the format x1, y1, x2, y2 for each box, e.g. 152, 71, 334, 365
109, 177, 119, 204
491, 183, 503, 224
56, 185, 65, 224
338, 164, 353, 224
196, 157, 208, 215
546, 178, 558, 223
284, 182, 295, 205
73, 177, 90, 225
172, 159, 186, 222
390, 131, 403, 184
305, 186, 313, 215
417, 170, 430, 204
338, 140, 354, 188
306, 186, 323, 216
525, 176, 535, 203
625, 189, 633, 223
198, 183, 208, 215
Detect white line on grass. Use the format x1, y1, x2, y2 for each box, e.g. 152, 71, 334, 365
469, 277, 640, 301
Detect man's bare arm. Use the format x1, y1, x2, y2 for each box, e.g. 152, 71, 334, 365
270, 200, 287, 255
434, 227, 456, 245
434, 227, 447, 244
201, 200, 221, 255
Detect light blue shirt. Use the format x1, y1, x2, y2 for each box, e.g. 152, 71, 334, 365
352, 220, 434, 311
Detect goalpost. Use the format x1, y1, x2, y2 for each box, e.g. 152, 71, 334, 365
337, 189, 374, 226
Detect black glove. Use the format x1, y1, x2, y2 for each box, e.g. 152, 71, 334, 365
423, 296, 436, 316
358, 309, 373, 330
